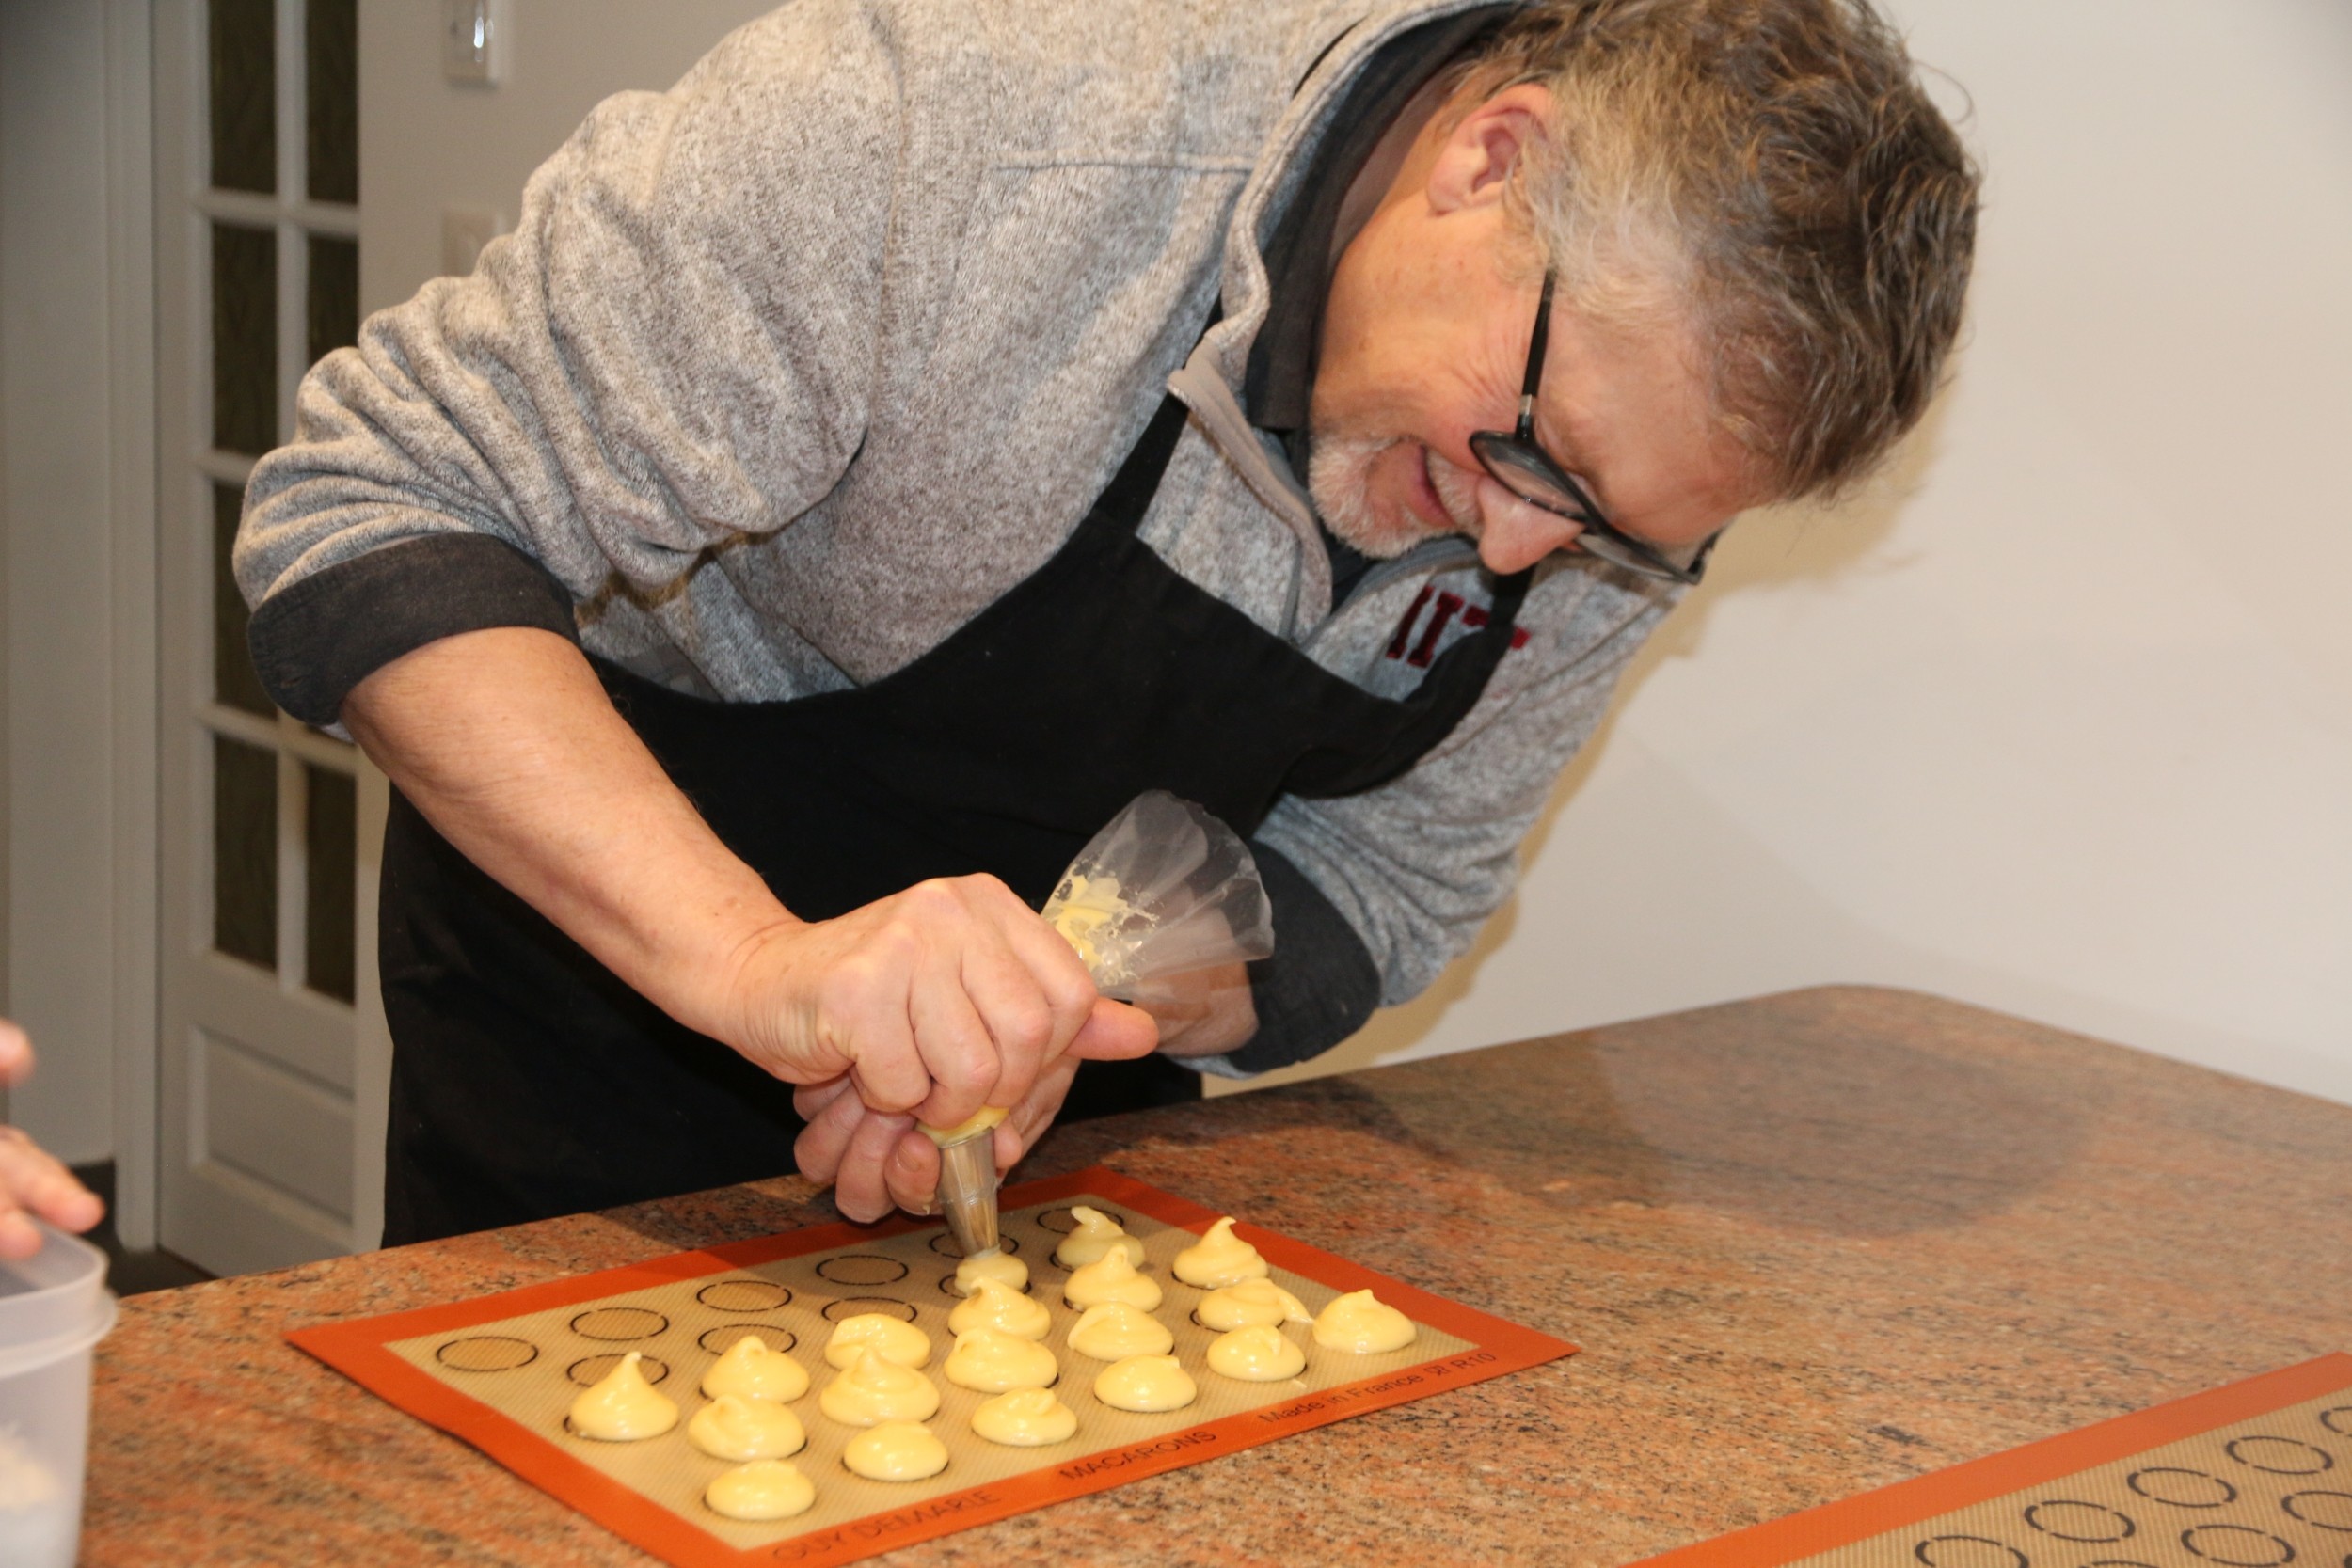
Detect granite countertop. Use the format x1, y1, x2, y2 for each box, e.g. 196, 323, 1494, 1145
81, 986, 2352, 1565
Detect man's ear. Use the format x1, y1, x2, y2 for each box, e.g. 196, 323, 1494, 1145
1424, 84, 1551, 215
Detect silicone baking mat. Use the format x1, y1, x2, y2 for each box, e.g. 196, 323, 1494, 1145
291, 1166, 1575, 1568
1633, 1353, 2352, 1568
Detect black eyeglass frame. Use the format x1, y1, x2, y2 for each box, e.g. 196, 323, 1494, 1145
1468, 271, 1716, 586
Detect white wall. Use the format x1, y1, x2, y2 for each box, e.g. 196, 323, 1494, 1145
1260, 0, 2352, 1105
0, 1, 128, 1164
356, 1, 2351, 1109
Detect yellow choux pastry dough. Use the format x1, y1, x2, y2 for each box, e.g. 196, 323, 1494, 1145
822, 1313, 932, 1370
971, 1387, 1080, 1447
1205, 1324, 1306, 1382
1091, 1354, 1197, 1413
917, 1106, 1008, 1146
1311, 1289, 1417, 1354
700, 1335, 810, 1403
1052, 1206, 1146, 1270
842, 1422, 948, 1481
951, 1249, 1030, 1296
818, 1347, 942, 1427
1064, 1301, 1173, 1361
687, 1394, 807, 1461
705, 1460, 817, 1522
566, 1351, 677, 1440
1196, 1279, 1312, 1332
941, 1328, 1058, 1393
1045, 874, 1133, 974
946, 1275, 1051, 1341
1172, 1216, 1270, 1289
1062, 1246, 1163, 1312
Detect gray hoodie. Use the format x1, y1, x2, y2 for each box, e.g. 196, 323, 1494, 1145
236, 0, 1678, 1069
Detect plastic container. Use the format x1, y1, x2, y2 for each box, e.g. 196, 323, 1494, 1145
0, 1222, 116, 1568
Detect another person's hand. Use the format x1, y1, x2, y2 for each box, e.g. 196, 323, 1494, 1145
718, 874, 1157, 1133
0, 1021, 106, 1260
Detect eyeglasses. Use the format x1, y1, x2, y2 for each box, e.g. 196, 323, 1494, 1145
1468, 271, 1715, 586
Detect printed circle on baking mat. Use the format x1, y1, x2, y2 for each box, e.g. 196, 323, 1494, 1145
570, 1307, 668, 1341
817, 1255, 909, 1287
2228, 1435, 2336, 1475
2131, 1467, 2238, 1508
566, 1354, 669, 1387
2026, 1500, 2136, 1542
928, 1229, 1020, 1259
699, 1279, 791, 1313
2181, 1525, 2296, 1565
1912, 1535, 2026, 1568
435, 1336, 538, 1372
820, 1295, 918, 1323
2078, 1560, 2160, 1567
2321, 1406, 2352, 1437
1035, 1206, 1121, 1235
698, 1323, 797, 1356
2284, 1492, 2352, 1531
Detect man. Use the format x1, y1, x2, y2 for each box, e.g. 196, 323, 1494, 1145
237, 0, 1977, 1243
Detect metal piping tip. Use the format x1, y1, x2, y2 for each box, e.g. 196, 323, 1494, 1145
933, 1130, 1001, 1259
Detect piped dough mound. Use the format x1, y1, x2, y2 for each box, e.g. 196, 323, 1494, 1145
1091, 1354, 1197, 1413
1172, 1217, 1270, 1289
1205, 1324, 1306, 1382
818, 1347, 942, 1427
952, 1249, 1030, 1296
1052, 1206, 1146, 1270
700, 1335, 810, 1403
567, 1352, 677, 1441
688, 1395, 807, 1462
1311, 1289, 1417, 1354
1065, 1302, 1173, 1361
941, 1328, 1058, 1393
842, 1422, 948, 1481
947, 1275, 1051, 1341
971, 1387, 1080, 1448
1062, 1246, 1163, 1312
705, 1460, 817, 1522
1196, 1279, 1312, 1332
822, 1313, 932, 1370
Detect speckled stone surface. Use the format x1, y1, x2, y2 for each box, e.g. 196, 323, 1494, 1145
82, 987, 2352, 1566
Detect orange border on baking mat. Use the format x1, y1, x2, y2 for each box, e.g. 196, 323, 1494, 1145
1629, 1351, 2352, 1568
290, 1165, 1577, 1568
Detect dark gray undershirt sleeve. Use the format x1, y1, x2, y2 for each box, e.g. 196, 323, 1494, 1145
247, 534, 578, 726
1209, 840, 1381, 1076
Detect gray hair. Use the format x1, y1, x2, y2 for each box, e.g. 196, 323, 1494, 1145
1454, 0, 1981, 501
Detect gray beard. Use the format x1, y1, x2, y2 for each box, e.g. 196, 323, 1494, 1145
1305, 432, 1480, 559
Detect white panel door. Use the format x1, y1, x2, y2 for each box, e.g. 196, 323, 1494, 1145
151, 0, 390, 1275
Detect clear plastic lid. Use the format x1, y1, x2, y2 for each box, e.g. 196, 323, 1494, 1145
0, 1222, 114, 1375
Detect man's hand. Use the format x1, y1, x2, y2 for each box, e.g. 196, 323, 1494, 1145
1130, 961, 1256, 1060
0, 1021, 106, 1259
719, 875, 1144, 1132
788, 963, 1254, 1221
792, 1034, 1108, 1222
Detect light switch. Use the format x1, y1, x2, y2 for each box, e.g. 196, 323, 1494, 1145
442, 0, 507, 86
441, 207, 506, 277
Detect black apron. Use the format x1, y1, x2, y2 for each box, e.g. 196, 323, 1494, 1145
378, 392, 1531, 1244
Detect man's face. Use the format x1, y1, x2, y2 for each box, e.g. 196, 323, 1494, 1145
1307, 87, 1758, 577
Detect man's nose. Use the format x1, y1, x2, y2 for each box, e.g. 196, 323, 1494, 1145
1474, 476, 1582, 574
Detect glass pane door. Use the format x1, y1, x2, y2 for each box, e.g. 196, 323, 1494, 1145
155, 0, 382, 1275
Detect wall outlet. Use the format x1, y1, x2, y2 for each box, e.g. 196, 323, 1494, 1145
441, 207, 507, 277
441, 0, 508, 86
